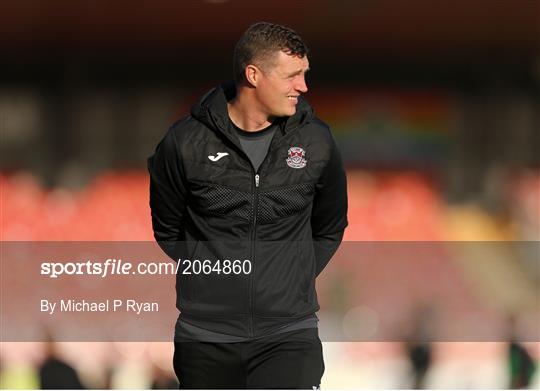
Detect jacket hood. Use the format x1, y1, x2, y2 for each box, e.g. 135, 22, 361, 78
190, 80, 314, 137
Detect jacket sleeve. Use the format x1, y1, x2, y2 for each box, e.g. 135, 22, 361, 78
148, 127, 188, 262
311, 131, 348, 276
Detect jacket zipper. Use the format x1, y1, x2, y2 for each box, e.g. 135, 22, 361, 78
249, 173, 260, 337
207, 110, 277, 338
208, 111, 260, 338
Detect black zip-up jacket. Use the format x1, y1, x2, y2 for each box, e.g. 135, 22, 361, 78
148, 81, 348, 338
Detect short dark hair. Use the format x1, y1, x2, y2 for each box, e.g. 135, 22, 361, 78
233, 22, 309, 84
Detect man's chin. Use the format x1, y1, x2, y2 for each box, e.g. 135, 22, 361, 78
285, 107, 297, 117
271, 107, 296, 118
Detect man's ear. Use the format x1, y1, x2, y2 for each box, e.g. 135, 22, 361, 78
245, 64, 259, 87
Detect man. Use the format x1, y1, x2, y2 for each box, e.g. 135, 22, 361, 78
148, 22, 347, 389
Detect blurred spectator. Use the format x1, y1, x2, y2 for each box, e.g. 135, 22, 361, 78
39, 339, 84, 389
406, 341, 432, 389
508, 341, 536, 389
404, 307, 435, 389
507, 315, 537, 389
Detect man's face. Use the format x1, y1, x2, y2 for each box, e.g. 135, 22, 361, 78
255, 51, 310, 118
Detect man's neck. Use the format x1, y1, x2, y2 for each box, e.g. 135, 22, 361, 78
227, 88, 273, 132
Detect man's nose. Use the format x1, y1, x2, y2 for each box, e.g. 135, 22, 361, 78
295, 75, 308, 94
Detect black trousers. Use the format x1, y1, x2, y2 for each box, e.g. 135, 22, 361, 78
173, 328, 324, 389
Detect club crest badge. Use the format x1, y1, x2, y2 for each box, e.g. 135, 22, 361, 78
286, 147, 307, 169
